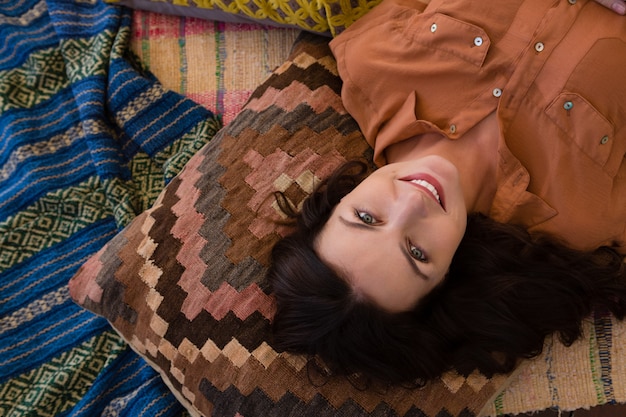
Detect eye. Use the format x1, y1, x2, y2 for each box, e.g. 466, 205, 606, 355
408, 241, 428, 263
354, 210, 377, 225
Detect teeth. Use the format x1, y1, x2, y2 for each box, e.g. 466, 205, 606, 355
411, 179, 441, 204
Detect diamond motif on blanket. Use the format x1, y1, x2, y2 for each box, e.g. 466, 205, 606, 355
0, 177, 112, 271
61, 32, 112, 81
0, 331, 125, 415
0, 48, 68, 111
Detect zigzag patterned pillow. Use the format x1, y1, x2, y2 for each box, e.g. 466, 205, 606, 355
68, 32, 507, 417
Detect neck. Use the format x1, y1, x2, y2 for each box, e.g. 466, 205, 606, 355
384, 114, 499, 214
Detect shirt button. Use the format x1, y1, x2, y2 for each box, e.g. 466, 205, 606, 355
431, 23, 437, 32
563, 101, 574, 110
492, 88, 502, 98
474, 37, 483, 47
600, 135, 609, 145
535, 42, 545, 52
449, 124, 457, 134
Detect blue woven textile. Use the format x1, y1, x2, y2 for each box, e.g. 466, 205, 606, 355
0, 0, 220, 415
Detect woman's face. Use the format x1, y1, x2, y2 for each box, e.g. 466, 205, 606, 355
316, 156, 467, 312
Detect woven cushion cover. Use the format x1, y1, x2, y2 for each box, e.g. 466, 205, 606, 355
69, 32, 507, 417
107, 0, 381, 36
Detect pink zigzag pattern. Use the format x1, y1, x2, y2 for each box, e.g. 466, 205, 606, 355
203, 281, 275, 321
244, 147, 346, 239
69, 248, 105, 304
170, 152, 211, 321
245, 83, 346, 115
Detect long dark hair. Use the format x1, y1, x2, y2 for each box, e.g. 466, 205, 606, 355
266, 161, 626, 385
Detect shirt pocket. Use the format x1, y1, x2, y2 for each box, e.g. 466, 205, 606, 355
545, 93, 616, 175
545, 38, 626, 178
405, 12, 491, 67
396, 11, 498, 137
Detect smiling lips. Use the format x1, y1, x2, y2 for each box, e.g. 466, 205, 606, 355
399, 174, 446, 211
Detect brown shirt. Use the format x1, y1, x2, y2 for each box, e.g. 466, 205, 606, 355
330, 0, 626, 253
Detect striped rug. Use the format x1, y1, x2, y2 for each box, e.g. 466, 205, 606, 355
0, 0, 220, 415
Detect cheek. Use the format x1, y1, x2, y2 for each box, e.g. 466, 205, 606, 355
452, 213, 467, 243
434, 220, 465, 262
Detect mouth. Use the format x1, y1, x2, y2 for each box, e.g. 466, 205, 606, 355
399, 173, 446, 211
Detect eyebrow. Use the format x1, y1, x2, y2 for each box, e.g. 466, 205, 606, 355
337, 216, 429, 281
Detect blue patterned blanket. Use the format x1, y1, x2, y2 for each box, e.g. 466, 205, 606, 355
0, 1, 220, 414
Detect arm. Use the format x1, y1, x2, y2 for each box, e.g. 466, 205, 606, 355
593, 0, 626, 15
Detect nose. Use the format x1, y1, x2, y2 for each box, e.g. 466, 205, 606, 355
391, 180, 430, 225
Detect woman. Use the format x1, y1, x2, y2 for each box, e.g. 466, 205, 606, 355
267, 0, 626, 385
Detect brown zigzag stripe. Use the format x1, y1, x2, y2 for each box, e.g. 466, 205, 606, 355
195, 353, 306, 400
201, 282, 275, 321
150, 190, 185, 270
160, 310, 272, 351
143, 196, 275, 318
224, 103, 360, 138
146, 180, 187, 289
74, 220, 142, 321
71, 249, 106, 307
169, 152, 211, 321
219, 119, 365, 184
95, 215, 153, 325
191, 348, 408, 411
196, 383, 478, 417
200, 351, 505, 416
153, 322, 507, 416
207, 386, 368, 417
245, 83, 346, 115
292, 54, 339, 76
291, 34, 336, 58
244, 103, 362, 136
192, 142, 257, 292
98, 238, 140, 324
250, 60, 343, 99
289, 51, 339, 75
227, 313, 275, 349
